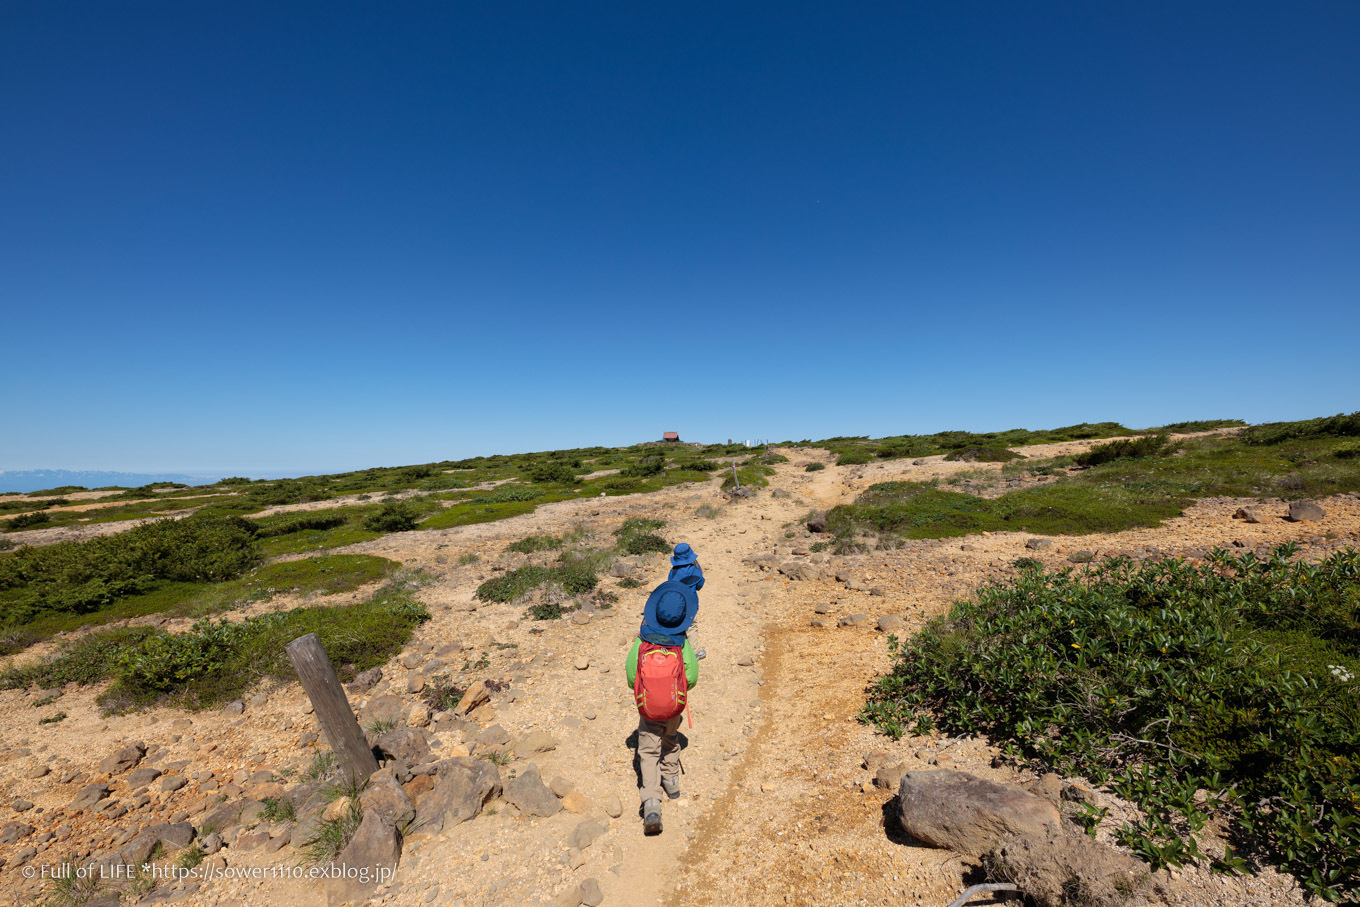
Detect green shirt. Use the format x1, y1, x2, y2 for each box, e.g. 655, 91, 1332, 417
625, 637, 699, 689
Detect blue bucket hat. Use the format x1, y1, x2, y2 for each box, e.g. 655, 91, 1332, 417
640, 580, 699, 645
670, 543, 698, 567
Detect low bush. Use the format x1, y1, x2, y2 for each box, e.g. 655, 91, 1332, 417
4, 511, 51, 531
251, 513, 347, 538
472, 486, 542, 504
1075, 433, 1172, 468
362, 502, 420, 533
943, 446, 1023, 463
614, 517, 669, 555
805, 463, 826, 472
861, 547, 1359, 902
1153, 419, 1246, 433
620, 456, 665, 478
474, 561, 599, 604
0, 515, 260, 625
836, 450, 873, 466
1243, 412, 1360, 446
525, 461, 578, 484
506, 534, 564, 554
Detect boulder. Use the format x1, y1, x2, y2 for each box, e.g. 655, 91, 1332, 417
873, 762, 907, 791
0, 822, 34, 846
413, 757, 501, 832
837, 613, 868, 627
568, 818, 608, 850
71, 782, 111, 811
360, 769, 415, 828
362, 694, 404, 727
349, 667, 383, 693
455, 682, 491, 716
376, 727, 430, 764
876, 615, 905, 633
895, 770, 1061, 858
120, 833, 159, 866
990, 830, 1152, 907
326, 811, 401, 907
608, 561, 636, 577
144, 822, 195, 848
805, 512, 829, 533
1025, 538, 1053, 550
1067, 551, 1095, 564
98, 743, 146, 775
475, 724, 511, 748
580, 878, 604, 906
125, 768, 163, 789
504, 764, 561, 818
1232, 507, 1266, 523
515, 731, 558, 758
1287, 500, 1325, 522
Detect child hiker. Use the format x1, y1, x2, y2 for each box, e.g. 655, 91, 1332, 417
625, 580, 699, 836
667, 543, 705, 592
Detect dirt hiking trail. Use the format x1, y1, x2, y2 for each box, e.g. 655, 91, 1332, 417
1, 434, 1355, 907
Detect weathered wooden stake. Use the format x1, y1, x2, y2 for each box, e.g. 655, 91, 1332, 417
286, 632, 379, 785
731, 459, 741, 489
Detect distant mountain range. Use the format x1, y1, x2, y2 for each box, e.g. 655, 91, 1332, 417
0, 469, 226, 494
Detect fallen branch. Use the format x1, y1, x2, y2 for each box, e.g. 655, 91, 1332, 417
945, 882, 1021, 907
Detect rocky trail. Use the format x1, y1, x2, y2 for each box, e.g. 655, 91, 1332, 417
1, 437, 1356, 906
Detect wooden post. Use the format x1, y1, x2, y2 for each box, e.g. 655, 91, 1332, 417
731, 459, 741, 489
286, 632, 379, 785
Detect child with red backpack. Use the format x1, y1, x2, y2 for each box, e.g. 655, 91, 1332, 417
625, 580, 699, 835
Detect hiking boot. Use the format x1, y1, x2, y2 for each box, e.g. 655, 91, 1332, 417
642, 799, 662, 836
661, 776, 681, 800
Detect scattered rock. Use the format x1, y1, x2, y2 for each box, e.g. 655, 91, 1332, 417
1067, 550, 1095, 564
145, 822, 195, 848
876, 615, 905, 633
455, 683, 491, 716
608, 561, 636, 577
161, 775, 188, 793
326, 810, 402, 907
361, 769, 415, 828
605, 794, 623, 818
561, 792, 588, 813
201, 832, 223, 855
580, 878, 604, 906
896, 770, 1061, 858
1232, 507, 1266, 523
22, 764, 49, 780
71, 782, 111, 811
1025, 538, 1053, 550
11, 800, 33, 813
991, 830, 1152, 907
406, 673, 425, 694
873, 762, 907, 791
736, 655, 755, 667
98, 742, 146, 775
1032, 773, 1062, 806
362, 694, 405, 727
574, 656, 591, 671
805, 512, 828, 533
475, 725, 511, 749
414, 757, 501, 832
550, 776, 576, 798
553, 883, 584, 907
813, 603, 831, 615
1061, 781, 1102, 808
126, 767, 163, 789
568, 818, 608, 850
0, 822, 34, 845
503, 764, 561, 818
837, 613, 868, 627
223, 700, 245, 716
376, 727, 431, 764
344, 668, 381, 695
1288, 500, 1325, 522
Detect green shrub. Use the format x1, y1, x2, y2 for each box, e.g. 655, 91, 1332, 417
1074, 433, 1172, 468
614, 517, 669, 555
1334, 446, 1360, 460
805, 463, 826, 472
1153, 419, 1246, 432
676, 459, 720, 472
0, 515, 260, 625
362, 502, 420, 533
1, 626, 165, 690
1243, 412, 1360, 446
506, 534, 564, 554
836, 450, 873, 466
472, 485, 542, 504
525, 461, 578, 484
251, 513, 347, 538
474, 560, 599, 604
943, 446, 1023, 463
861, 547, 1359, 902
98, 582, 430, 711
4, 511, 51, 531
620, 456, 665, 478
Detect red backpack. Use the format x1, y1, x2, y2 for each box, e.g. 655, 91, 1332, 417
634, 641, 688, 721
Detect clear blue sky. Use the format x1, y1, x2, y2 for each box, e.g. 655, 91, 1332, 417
2, 2, 1357, 476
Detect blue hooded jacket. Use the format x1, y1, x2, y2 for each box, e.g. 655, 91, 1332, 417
667, 543, 705, 592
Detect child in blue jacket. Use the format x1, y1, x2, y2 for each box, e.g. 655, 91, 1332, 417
668, 543, 705, 592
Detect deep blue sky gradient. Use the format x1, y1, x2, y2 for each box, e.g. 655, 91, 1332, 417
2, 2, 1357, 474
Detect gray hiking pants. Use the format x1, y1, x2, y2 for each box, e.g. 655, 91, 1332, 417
637, 713, 683, 805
